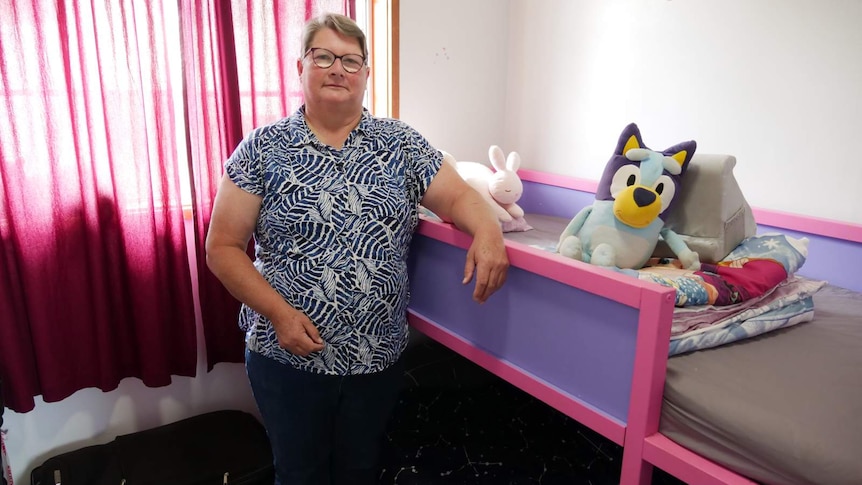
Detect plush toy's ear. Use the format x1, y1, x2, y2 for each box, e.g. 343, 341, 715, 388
662, 140, 697, 176
614, 122, 646, 156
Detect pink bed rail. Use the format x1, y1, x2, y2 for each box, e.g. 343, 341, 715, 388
411, 219, 672, 445
412, 216, 737, 485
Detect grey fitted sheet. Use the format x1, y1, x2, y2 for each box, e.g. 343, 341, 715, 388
661, 284, 862, 485
500, 213, 564, 251
503, 214, 862, 485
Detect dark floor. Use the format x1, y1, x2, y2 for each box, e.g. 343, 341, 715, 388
380, 336, 686, 485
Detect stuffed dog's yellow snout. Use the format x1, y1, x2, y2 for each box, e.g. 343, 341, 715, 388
613, 186, 662, 228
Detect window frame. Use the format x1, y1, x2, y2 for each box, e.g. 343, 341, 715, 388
363, 0, 399, 118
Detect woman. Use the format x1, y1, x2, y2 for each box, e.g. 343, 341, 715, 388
205, 13, 509, 485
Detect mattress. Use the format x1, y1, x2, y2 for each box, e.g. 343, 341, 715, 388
500, 213, 567, 252
502, 214, 862, 485
661, 283, 862, 485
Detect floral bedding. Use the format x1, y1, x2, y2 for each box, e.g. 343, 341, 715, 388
626, 233, 810, 307
618, 233, 824, 355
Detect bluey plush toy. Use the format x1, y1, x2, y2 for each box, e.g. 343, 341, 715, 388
557, 123, 701, 270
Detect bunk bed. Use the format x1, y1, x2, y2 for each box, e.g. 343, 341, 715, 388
406, 166, 862, 485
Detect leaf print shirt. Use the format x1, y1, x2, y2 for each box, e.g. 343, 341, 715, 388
224, 106, 443, 375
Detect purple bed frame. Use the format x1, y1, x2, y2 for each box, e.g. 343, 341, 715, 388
406, 169, 862, 485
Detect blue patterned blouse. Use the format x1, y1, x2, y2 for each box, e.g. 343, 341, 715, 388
225, 106, 443, 375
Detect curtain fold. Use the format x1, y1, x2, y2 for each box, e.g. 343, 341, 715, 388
0, 0, 197, 413
182, 0, 248, 369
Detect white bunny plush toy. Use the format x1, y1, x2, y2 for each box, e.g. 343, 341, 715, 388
443, 146, 530, 231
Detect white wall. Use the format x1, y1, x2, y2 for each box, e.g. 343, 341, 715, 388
399, 0, 510, 163
402, 0, 862, 224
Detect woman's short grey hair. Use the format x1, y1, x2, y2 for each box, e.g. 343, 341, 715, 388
302, 13, 368, 59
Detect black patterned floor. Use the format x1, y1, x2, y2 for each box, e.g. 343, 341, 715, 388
380, 335, 686, 485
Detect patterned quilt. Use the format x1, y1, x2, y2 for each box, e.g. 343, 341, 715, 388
618, 233, 824, 355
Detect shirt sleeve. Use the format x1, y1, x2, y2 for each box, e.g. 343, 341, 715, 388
224, 128, 265, 197
399, 123, 444, 206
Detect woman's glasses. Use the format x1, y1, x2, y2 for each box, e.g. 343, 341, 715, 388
304, 48, 366, 74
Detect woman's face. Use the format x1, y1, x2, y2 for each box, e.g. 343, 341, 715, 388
298, 28, 369, 112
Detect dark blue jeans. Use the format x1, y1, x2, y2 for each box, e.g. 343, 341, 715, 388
246, 350, 404, 485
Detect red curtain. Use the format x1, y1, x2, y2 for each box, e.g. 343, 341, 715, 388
0, 1, 197, 413
187, 0, 353, 370
0, 0, 355, 413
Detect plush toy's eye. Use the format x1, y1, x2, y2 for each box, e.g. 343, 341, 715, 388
610, 165, 640, 198
654, 175, 676, 213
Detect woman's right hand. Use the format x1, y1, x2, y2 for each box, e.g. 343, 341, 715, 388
272, 310, 326, 356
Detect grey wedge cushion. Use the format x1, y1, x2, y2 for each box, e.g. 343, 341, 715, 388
653, 154, 756, 263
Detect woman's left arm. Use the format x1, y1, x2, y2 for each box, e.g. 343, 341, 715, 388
420, 161, 510, 303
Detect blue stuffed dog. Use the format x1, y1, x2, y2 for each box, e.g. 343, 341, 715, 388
557, 123, 700, 270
